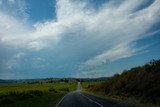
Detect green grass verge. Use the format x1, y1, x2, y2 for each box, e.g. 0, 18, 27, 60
1, 92, 65, 107
0, 82, 77, 107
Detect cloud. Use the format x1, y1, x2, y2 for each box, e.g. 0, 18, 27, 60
8, 0, 14, 2
0, 0, 2, 5
0, 0, 160, 78
75, 70, 108, 78
0, 0, 29, 21
84, 43, 137, 66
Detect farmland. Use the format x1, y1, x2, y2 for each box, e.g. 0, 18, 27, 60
0, 82, 77, 107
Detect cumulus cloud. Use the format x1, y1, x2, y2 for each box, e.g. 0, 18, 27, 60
0, 0, 160, 78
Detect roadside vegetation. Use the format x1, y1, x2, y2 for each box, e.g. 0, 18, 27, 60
0, 82, 77, 107
84, 59, 160, 107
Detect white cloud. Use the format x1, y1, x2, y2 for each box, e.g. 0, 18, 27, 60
14, 52, 26, 59
75, 70, 109, 78
8, 0, 15, 2
85, 43, 136, 66
82, 0, 160, 66
27, 41, 48, 51
0, 0, 160, 78
0, 0, 2, 5
5, 52, 26, 70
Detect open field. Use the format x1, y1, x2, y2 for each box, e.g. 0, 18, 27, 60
0, 82, 77, 95
0, 82, 77, 107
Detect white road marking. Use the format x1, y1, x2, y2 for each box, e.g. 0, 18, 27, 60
56, 93, 67, 107
77, 82, 81, 91
57, 82, 81, 107
80, 93, 104, 107
57, 82, 103, 107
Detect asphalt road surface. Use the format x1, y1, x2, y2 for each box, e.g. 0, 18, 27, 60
57, 82, 136, 107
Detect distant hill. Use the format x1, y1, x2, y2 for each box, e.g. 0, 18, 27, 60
0, 78, 74, 84
0, 77, 108, 84
89, 59, 160, 104
0, 79, 15, 84
78, 77, 109, 82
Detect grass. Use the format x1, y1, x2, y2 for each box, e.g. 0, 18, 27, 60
82, 80, 160, 107
0, 82, 76, 95
83, 83, 160, 107
1, 92, 65, 107
0, 82, 77, 107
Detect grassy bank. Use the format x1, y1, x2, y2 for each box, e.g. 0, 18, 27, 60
1, 92, 65, 107
0, 82, 77, 107
84, 59, 160, 107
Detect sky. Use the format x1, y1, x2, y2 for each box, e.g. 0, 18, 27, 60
0, 0, 160, 79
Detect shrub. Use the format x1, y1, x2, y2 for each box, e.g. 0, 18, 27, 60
89, 59, 160, 104
0, 97, 15, 105
59, 88, 69, 92
29, 90, 44, 96
49, 87, 58, 93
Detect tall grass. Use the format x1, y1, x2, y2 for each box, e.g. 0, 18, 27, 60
0, 82, 77, 106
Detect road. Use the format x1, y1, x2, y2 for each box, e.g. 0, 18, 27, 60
57, 82, 136, 107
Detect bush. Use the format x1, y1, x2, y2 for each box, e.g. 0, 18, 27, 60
7, 91, 34, 100
19, 92, 34, 100
59, 88, 69, 92
0, 90, 45, 105
89, 59, 160, 104
0, 97, 15, 105
29, 90, 44, 96
49, 87, 58, 93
